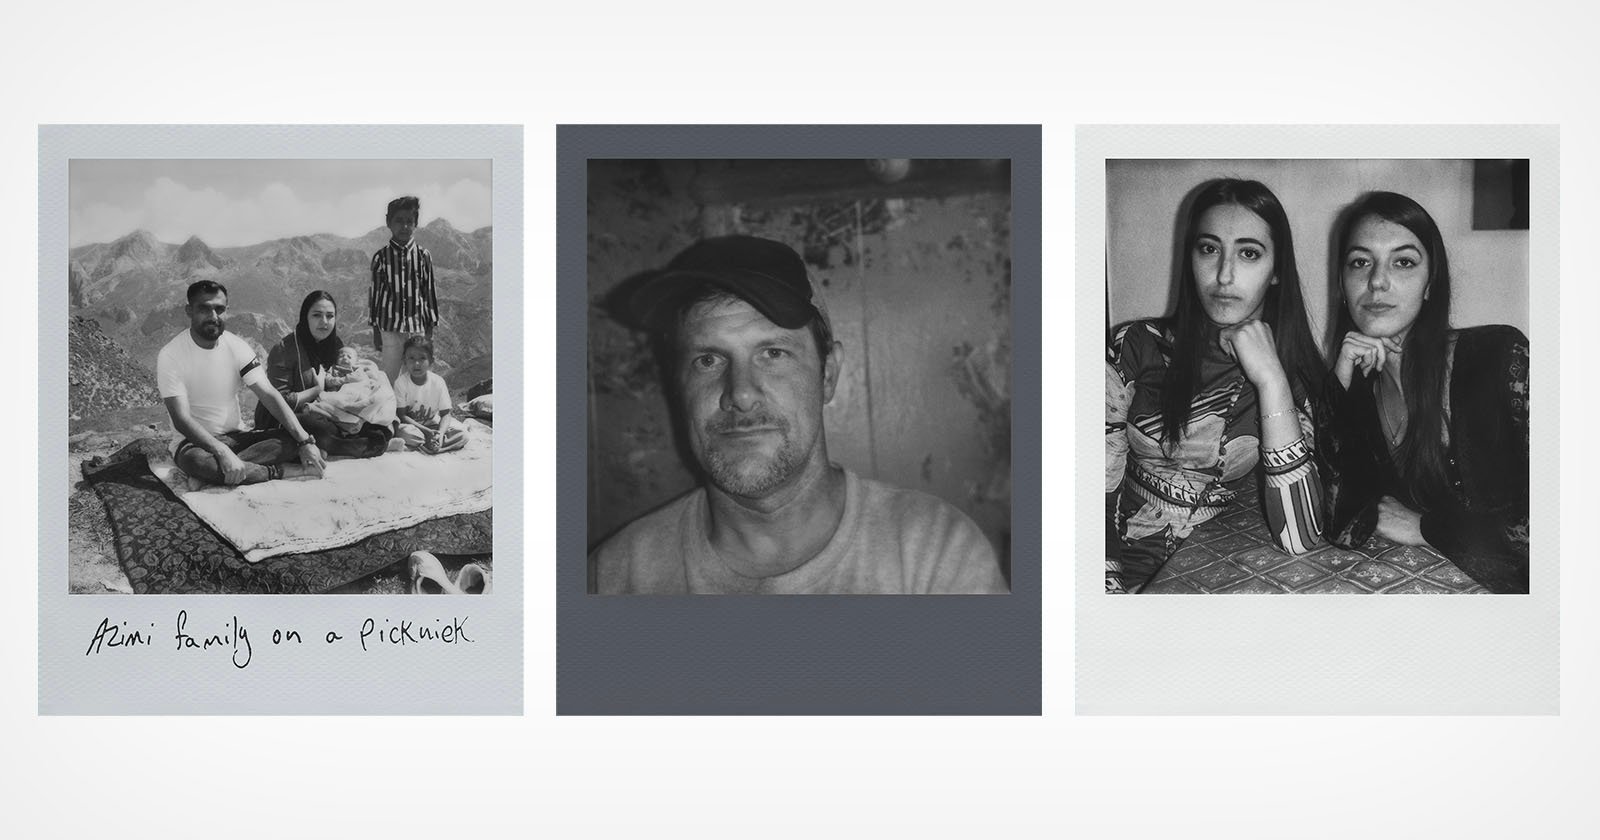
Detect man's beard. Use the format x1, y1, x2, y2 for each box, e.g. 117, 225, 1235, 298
699, 414, 806, 498
197, 322, 224, 339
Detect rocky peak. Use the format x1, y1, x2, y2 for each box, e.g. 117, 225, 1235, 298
93, 229, 165, 279
177, 235, 225, 272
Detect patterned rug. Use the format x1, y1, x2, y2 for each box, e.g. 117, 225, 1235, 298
1143, 481, 1487, 594
82, 440, 493, 594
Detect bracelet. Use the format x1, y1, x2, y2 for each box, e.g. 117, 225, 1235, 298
1260, 408, 1295, 421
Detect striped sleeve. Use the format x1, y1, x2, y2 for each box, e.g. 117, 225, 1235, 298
369, 249, 383, 326
1104, 323, 1142, 494
1105, 360, 1133, 493
1259, 405, 1324, 555
421, 249, 438, 328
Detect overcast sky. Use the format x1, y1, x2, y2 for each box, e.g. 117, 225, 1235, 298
69, 159, 492, 247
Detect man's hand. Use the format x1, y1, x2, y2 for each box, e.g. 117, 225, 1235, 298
1333, 331, 1404, 389
215, 448, 248, 485
298, 439, 326, 475
1376, 496, 1428, 546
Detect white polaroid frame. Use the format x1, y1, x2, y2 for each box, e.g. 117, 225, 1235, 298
38, 125, 523, 714
1076, 125, 1558, 714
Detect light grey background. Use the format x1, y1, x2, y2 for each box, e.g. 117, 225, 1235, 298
557, 125, 1041, 714
39, 125, 523, 714
1077, 125, 1559, 714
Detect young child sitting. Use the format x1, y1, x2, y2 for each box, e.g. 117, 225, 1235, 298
393, 335, 465, 454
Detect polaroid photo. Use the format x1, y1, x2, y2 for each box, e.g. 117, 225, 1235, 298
558, 126, 1040, 714
1078, 125, 1558, 713
40, 125, 522, 714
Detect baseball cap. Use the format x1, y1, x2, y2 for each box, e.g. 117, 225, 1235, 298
614, 235, 831, 337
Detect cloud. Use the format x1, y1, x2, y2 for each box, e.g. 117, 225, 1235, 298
70, 176, 493, 247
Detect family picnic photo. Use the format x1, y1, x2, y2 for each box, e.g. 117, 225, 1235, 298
67, 159, 496, 595
585, 158, 1013, 595
1104, 159, 1529, 595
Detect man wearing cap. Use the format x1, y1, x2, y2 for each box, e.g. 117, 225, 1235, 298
590, 235, 1007, 595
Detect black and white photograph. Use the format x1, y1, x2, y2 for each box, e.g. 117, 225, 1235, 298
1104, 159, 1529, 595
559, 126, 1039, 714
67, 158, 497, 595
586, 158, 1013, 595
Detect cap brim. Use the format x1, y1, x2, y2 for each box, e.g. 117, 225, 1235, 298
616, 267, 817, 332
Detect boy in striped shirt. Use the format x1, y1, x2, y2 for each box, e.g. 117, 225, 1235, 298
369, 195, 439, 384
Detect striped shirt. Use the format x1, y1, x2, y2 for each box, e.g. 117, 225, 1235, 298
369, 238, 439, 334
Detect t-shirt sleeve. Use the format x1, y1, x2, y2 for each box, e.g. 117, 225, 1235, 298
229, 334, 268, 388
155, 345, 185, 399
426, 375, 453, 413
901, 496, 1008, 594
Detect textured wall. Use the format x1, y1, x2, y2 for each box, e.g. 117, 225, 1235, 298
1106, 159, 1530, 347
587, 160, 1012, 567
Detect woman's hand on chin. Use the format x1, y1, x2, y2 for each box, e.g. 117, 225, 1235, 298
1333, 331, 1404, 390
1375, 495, 1430, 546
1219, 320, 1289, 393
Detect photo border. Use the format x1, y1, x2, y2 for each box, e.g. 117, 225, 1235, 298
1076, 125, 1559, 714
557, 125, 1041, 714
39, 125, 523, 714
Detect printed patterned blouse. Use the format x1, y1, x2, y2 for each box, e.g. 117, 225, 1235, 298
1106, 320, 1324, 572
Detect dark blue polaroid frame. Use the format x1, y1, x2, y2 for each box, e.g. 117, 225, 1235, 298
557, 125, 1040, 714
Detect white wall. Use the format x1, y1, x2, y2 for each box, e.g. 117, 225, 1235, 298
1106, 159, 1529, 351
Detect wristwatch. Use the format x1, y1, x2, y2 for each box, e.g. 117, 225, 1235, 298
296, 434, 316, 448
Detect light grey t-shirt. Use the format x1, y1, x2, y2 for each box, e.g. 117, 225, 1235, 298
591, 469, 1008, 594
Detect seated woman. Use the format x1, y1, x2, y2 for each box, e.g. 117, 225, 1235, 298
1316, 192, 1529, 593
1106, 179, 1326, 593
254, 291, 396, 458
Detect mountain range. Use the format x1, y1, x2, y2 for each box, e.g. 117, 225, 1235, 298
67, 219, 493, 422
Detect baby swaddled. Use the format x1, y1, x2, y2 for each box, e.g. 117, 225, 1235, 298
306, 349, 398, 433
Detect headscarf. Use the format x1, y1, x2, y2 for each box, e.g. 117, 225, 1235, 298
291, 290, 344, 389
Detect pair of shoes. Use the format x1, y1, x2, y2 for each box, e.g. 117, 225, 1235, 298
407, 551, 492, 595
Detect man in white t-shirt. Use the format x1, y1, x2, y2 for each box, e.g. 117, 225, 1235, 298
589, 236, 1008, 595
156, 281, 326, 485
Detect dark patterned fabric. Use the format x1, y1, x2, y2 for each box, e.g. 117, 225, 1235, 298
82, 441, 492, 594
1315, 325, 1529, 594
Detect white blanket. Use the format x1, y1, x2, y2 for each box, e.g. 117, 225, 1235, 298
152, 419, 493, 562
306, 360, 399, 433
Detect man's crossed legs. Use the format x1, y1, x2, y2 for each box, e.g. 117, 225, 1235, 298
174, 429, 323, 485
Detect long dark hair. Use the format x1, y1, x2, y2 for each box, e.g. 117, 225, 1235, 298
1160, 179, 1324, 445
1334, 191, 1452, 503
294, 290, 343, 373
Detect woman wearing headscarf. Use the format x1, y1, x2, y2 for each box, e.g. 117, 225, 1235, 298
255, 290, 394, 458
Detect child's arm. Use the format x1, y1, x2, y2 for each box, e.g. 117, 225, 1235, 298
422, 250, 439, 332
397, 404, 441, 433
